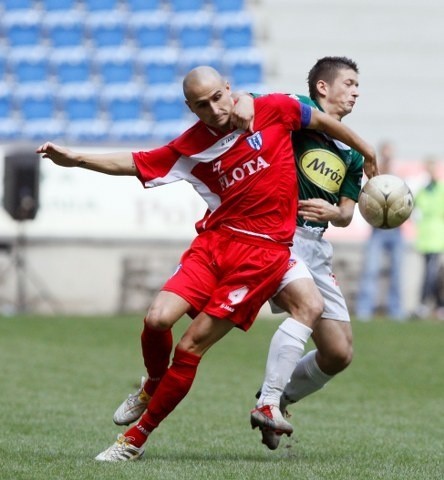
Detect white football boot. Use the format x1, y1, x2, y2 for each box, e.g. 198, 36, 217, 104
113, 377, 150, 426
250, 404, 293, 436
257, 393, 293, 450
95, 434, 144, 462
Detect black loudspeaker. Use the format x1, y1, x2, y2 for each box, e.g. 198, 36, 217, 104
3, 151, 40, 221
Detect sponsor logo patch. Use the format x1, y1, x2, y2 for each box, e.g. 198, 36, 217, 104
228, 286, 249, 305
300, 149, 346, 193
287, 257, 298, 271
246, 132, 263, 151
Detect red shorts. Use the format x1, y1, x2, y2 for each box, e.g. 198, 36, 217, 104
162, 228, 290, 331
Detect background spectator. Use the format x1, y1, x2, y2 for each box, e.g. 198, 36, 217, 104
411, 156, 444, 319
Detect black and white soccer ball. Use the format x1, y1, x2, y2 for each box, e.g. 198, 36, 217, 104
358, 174, 414, 229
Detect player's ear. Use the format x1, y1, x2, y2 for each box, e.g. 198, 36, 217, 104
316, 80, 328, 98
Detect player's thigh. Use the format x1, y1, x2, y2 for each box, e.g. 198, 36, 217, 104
145, 291, 191, 330
311, 318, 353, 361
274, 276, 324, 323
178, 312, 235, 356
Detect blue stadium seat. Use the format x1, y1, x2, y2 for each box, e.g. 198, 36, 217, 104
17, 91, 57, 121
146, 90, 187, 122
3, 11, 42, 47
50, 49, 92, 84
0, 83, 20, 139
41, 0, 77, 11
103, 91, 144, 122
126, 0, 161, 11
0, 119, 21, 140
95, 49, 136, 84
14, 84, 63, 140
150, 119, 194, 143
84, 0, 119, 11
178, 47, 223, 76
214, 13, 254, 49
60, 87, 109, 142
0, 81, 17, 142
66, 121, 109, 142
211, 0, 245, 12
9, 49, 50, 84
22, 119, 65, 141
101, 85, 151, 142
3, 0, 33, 10
87, 15, 127, 48
0, 86, 13, 119
172, 12, 213, 49
63, 97, 100, 122
169, 0, 205, 12
108, 119, 153, 143
44, 13, 85, 48
138, 48, 179, 85
223, 49, 264, 88
0, 53, 6, 82
129, 13, 171, 49
13, 58, 49, 84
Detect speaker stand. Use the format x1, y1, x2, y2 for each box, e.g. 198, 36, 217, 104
1, 223, 62, 314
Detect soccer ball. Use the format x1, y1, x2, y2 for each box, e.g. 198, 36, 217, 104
358, 174, 414, 229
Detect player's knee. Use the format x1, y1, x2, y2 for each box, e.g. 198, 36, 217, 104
335, 345, 353, 369
288, 293, 324, 326
176, 331, 209, 357
320, 343, 353, 373
284, 279, 324, 321
144, 305, 174, 331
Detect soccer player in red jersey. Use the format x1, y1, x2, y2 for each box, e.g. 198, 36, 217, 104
37, 66, 376, 461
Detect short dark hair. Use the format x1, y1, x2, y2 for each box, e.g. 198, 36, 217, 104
308, 56, 359, 100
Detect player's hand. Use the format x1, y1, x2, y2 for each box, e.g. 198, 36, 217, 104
299, 198, 339, 223
363, 152, 379, 179
36, 142, 79, 167
230, 93, 254, 132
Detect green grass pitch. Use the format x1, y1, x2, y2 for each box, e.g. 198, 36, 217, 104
0, 314, 442, 480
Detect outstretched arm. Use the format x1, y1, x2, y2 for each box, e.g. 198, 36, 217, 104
36, 142, 136, 176
308, 109, 379, 179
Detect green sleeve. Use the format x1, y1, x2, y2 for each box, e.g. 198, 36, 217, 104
339, 150, 364, 201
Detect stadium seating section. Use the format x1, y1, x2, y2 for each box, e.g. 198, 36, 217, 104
0, 0, 264, 144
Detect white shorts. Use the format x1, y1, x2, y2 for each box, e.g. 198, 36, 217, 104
270, 227, 350, 322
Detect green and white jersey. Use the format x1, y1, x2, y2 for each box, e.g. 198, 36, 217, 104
290, 94, 363, 231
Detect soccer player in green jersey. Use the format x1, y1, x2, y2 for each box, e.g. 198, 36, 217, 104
248, 57, 377, 449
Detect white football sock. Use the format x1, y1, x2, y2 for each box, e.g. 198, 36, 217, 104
258, 317, 312, 407
282, 349, 333, 405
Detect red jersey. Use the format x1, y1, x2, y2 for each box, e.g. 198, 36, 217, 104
133, 93, 312, 245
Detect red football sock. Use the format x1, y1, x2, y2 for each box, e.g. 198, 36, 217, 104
124, 423, 152, 448
126, 347, 201, 447
141, 324, 173, 396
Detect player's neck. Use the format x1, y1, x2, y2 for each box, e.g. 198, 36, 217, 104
318, 100, 342, 121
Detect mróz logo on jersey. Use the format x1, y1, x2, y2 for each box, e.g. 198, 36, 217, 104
300, 149, 346, 193
246, 132, 263, 150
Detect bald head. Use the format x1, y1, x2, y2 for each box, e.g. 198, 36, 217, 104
183, 66, 234, 132
183, 66, 226, 100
